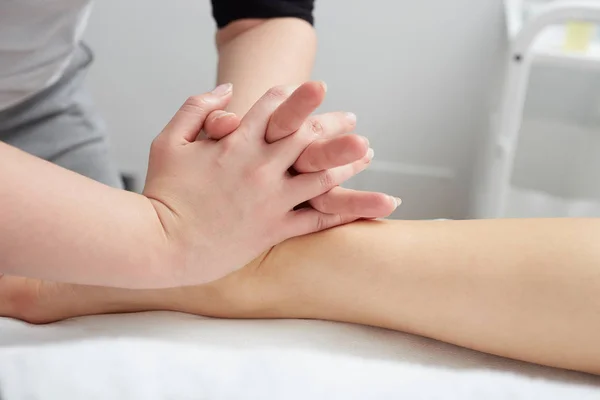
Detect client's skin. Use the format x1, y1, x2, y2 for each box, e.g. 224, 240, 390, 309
1, 218, 599, 375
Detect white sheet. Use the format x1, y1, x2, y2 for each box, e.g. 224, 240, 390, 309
0, 312, 599, 399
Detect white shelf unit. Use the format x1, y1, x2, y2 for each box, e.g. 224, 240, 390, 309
473, 0, 600, 218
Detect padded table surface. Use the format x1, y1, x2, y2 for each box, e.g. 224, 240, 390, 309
1, 312, 599, 399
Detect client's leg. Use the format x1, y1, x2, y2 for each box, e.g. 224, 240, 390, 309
1, 219, 599, 374
265, 219, 600, 375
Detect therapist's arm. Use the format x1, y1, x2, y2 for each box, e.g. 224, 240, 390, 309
0, 142, 171, 287
212, 0, 316, 115
1, 83, 373, 289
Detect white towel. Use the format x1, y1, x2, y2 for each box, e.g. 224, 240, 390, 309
0, 312, 598, 399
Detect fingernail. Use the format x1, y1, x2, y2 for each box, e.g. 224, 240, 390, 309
390, 196, 402, 208
346, 112, 357, 125
361, 136, 370, 146
215, 111, 236, 120
319, 81, 328, 92
366, 148, 374, 160
211, 83, 233, 96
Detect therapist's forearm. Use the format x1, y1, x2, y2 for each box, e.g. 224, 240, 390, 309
215, 18, 316, 115
0, 143, 172, 288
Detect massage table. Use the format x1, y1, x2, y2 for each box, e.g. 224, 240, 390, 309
0, 311, 599, 399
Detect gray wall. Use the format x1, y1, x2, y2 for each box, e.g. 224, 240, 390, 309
85, 0, 508, 219
510, 63, 600, 216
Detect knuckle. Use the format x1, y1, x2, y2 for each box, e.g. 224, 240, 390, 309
266, 85, 291, 100
185, 95, 209, 107
181, 95, 211, 115
315, 213, 343, 232
316, 214, 329, 232
307, 118, 324, 137
150, 135, 169, 155
318, 170, 336, 190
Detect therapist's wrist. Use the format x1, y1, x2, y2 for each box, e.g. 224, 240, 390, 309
109, 191, 185, 289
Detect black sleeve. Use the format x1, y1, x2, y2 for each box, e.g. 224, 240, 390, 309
211, 0, 314, 28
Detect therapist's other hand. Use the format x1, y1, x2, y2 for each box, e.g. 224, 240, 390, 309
203, 82, 401, 219
142, 83, 372, 286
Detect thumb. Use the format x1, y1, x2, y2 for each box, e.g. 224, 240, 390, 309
202, 110, 242, 140
161, 83, 233, 143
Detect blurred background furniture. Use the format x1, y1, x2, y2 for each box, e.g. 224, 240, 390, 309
473, 0, 600, 218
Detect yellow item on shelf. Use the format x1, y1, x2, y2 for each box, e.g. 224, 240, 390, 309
563, 22, 595, 53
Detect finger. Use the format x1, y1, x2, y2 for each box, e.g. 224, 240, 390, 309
267, 112, 362, 171
265, 81, 327, 143
202, 110, 242, 140
305, 111, 357, 140
284, 209, 359, 238
161, 83, 233, 143
293, 134, 370, 173
285, 153, 374, 207
309, 187, 401, 218
239, 85, 296, 137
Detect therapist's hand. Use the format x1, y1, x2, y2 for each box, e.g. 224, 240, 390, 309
143, 83, 376, 285
203, 82, 401, 219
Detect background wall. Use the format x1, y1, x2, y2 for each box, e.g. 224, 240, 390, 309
85, 0, 508, 220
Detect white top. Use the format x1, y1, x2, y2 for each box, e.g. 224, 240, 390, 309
0, 0, 92, 111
